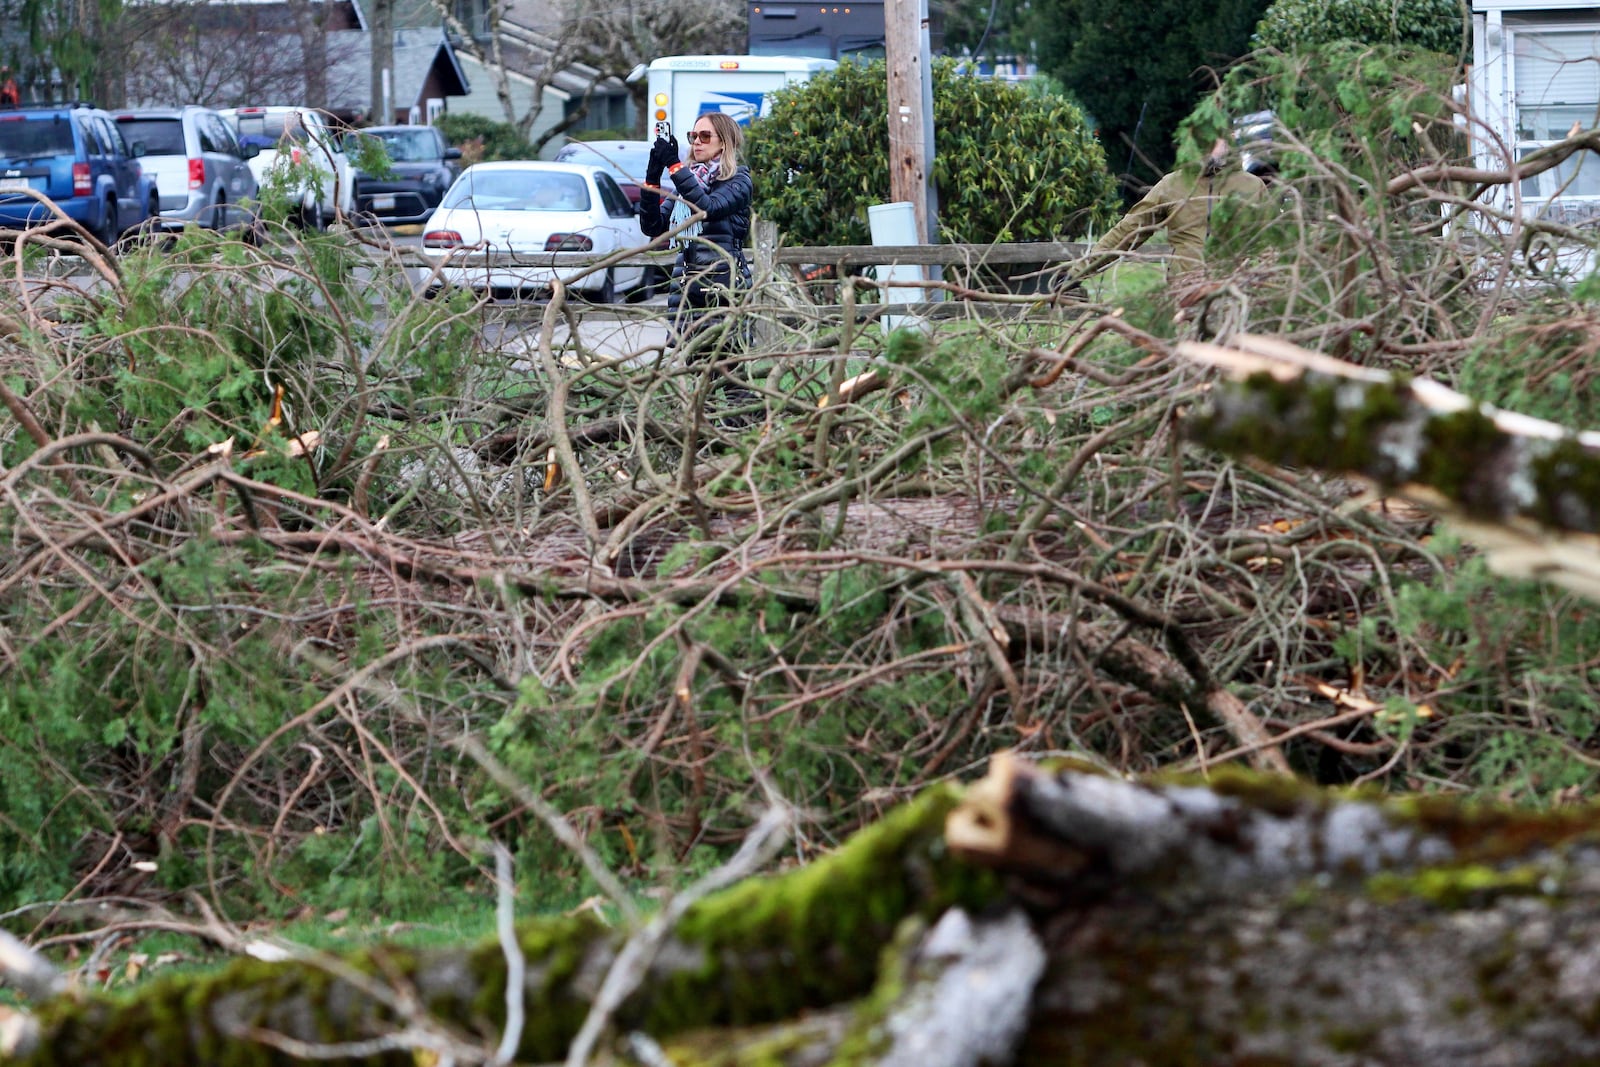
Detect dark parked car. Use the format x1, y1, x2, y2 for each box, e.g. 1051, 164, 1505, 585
552, 139, 650, 206
0, 104, 159, 244
346, 124, 462, 225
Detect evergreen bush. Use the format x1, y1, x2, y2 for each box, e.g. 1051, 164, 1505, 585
743, 58, 1120, 248
1252, 0, 1468, 56
434, 113, 534, 163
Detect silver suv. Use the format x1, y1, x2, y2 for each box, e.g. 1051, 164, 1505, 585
114, 106, 259, 229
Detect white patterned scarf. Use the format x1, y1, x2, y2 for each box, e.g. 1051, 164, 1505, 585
669, 160, 718, 248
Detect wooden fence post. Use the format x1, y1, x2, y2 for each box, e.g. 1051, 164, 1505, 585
751, 217, 781, 350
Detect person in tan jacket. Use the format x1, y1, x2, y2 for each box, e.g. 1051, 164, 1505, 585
1063, 137, 1267, 288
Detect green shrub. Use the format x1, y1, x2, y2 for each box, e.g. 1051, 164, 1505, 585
1455, 318, 1600, 438
1252, 0, 1468, 56
434, 113, 534, 163
744, 58, 1119, 247
1025, 0, 1272, 196
0, 231, 492, 912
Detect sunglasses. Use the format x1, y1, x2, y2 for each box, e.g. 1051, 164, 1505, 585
686, 130, 718, 144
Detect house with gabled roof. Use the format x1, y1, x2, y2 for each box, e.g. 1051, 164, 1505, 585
1, 0, 624, 144
439, 0, 634, 149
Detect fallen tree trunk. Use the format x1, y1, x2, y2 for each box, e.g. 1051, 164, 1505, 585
9, 759, 1600, 1066
1180, 333, 1600, 601
0, 788, 998, 1066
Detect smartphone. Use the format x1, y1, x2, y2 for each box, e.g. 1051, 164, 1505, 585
654, 119, 671, 140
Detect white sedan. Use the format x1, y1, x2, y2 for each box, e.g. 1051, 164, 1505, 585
419, 161, 648, 302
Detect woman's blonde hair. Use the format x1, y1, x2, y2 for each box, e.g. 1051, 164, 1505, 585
694, 112, 743, 182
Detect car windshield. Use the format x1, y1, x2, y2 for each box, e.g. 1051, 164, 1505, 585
442, 171, 591, 212
228, 112, 311, 151
0, 117, 76, 161
116, 118, 185, 156
556, 144, 648, 184
374, 129, 438, 162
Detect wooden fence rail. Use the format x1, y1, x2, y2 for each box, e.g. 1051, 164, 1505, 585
390, 223, 1158, 318
395, 239, 1096, 274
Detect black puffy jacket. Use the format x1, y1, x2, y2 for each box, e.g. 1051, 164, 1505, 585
640, 162, 753, 311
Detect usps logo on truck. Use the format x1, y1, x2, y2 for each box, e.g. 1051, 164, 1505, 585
696, 91, 769, 126
648, 56, 838, 144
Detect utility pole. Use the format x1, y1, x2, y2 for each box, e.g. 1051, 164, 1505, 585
369, 0, 395, 124
885, 0, 939, 244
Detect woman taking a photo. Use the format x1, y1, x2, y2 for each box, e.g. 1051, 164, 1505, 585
640, 112, 753, 349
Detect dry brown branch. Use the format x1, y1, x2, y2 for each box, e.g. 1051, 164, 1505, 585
3, 99, 1596, 980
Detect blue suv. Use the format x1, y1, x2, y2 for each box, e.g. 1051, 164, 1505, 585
0, 104, 159, 244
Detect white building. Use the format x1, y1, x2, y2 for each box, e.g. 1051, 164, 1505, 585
1470, 0, 1600, 227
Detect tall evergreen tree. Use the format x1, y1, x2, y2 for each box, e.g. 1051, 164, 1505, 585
1028, 0, 1270, 199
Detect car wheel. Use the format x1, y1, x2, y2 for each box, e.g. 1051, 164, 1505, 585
241, 213, 267, 247
586, 268, 617, 304
296, 198, 325, 232
94, 199, 119, 247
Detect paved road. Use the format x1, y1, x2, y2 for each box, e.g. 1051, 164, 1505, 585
380, 228, 673, 360
14, 223, 672, 362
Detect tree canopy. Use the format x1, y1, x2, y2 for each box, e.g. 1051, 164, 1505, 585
1252, 0, 1469, 55
1026, 0, 1272, 195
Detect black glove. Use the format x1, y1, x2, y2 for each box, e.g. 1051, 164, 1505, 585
647, 135, 679, 182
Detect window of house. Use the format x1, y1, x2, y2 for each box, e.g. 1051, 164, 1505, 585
1513, 27, 1600, 199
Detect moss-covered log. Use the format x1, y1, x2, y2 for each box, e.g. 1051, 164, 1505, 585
15, 761, 1600, 1065
1179, 333, 1600, 600
0, 787, 999, 1066
952, 756, 1600, 1065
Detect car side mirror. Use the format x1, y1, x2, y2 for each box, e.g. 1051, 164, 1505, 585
444, 147, 462, 161
241, 143, 260, 159
129, 140, 146, 158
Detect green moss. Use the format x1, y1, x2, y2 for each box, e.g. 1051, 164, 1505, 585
1365, 863, 1549, 910
13, 787, 999, 1065
1187, 371, 1414, 480
1172, 765, 1342, 818
475, 914, 607, 1062
22, 955, 341, 1067
1386, 792, 1600, 862
1417, 406, 1509, 504
1528, 436, 1600, 533
633, 784, 1000, 1033
826, 915, 927, 1064
660, 1015, 854, 1067
1323, 1023, 1381, 1054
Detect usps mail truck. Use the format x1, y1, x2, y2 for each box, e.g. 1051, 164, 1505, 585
645, 55, 838, 140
